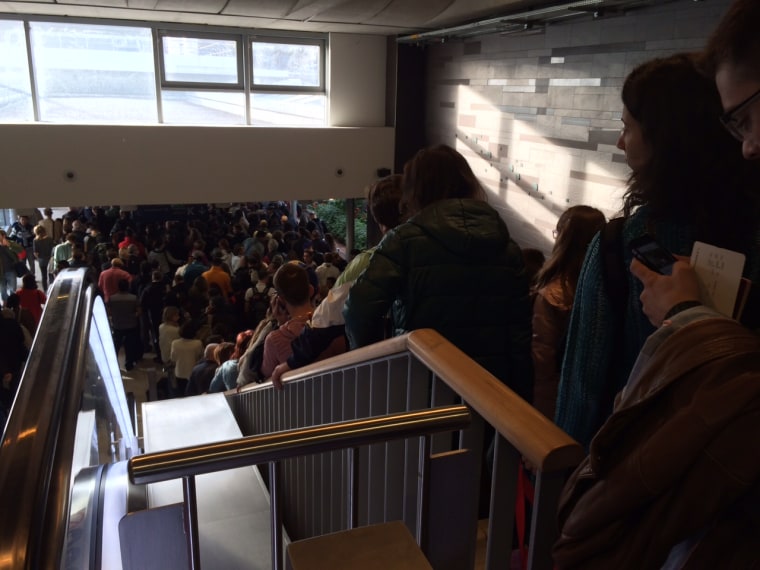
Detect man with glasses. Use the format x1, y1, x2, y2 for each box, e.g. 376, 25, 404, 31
631, 0, 760, 329
554, 1, 760, 567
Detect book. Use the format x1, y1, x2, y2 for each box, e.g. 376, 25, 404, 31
690, 241, 746, 318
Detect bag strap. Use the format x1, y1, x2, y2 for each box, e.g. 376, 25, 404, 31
599, 217, 628, 416
600, 218, 628, 317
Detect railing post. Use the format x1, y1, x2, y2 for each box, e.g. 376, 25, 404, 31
182, 475, 201, 569
527, 469, 565, 570
485, 434, 519, 570
415, 434, 431, 545
347, 447, 359, 529
270, 461, 284, 570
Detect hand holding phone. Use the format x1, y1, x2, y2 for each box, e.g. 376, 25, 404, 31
629, 234, 677, 275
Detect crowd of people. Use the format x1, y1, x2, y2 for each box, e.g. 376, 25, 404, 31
1, 0, 759, 564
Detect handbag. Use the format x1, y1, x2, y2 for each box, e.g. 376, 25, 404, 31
14, 260, 29, 277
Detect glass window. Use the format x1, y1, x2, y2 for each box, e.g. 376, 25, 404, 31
250, 93, 326, 126
162, 90, 246, 125
252, 41, 322, 89
0, 19, 34, 122
29, 22, 157, 123
161, 33, 241, 86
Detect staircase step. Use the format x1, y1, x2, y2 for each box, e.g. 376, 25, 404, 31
287, 521, 432, 570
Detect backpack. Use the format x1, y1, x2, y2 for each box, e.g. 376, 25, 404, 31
248, 285, 272, 327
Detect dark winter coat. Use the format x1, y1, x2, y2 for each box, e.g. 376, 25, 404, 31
343, 198, 533, 401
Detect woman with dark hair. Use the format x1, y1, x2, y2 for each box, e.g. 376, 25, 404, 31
556, 53, 760, 449
344, 144, 533, 400
531, 206, 606, 420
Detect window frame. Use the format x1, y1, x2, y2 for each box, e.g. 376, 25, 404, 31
157, 30, 245, 91
0, 14, 328, 126
249, 35, 326, 94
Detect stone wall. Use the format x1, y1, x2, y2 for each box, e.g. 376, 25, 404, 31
421, 0, 731, 254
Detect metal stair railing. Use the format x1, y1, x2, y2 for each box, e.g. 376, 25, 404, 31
129, 405, 472, 570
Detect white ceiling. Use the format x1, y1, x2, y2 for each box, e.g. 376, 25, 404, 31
0, 0, 627, 36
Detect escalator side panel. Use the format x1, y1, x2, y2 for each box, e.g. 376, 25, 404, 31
119, 503, 189, 570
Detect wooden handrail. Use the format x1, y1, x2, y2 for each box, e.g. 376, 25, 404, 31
407, 329, 584, 472
248, 329, 583, 473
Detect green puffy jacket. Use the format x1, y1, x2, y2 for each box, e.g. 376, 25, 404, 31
343, 198, 533, 401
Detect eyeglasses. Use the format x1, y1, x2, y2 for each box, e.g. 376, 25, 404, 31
720, 87, 760, 141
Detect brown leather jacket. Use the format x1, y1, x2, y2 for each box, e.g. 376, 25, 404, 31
553, 317, 760, 569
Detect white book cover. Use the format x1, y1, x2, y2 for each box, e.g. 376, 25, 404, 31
690, 241, 746, 317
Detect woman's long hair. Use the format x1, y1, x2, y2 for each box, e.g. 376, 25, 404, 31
534, 206, 606, 305
232, 329, 254, 359
620, 52, 760, 250
401, 145, 487, 216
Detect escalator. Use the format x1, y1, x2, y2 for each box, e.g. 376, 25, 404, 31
0, 268, 279, 569
0, 268, 140, 569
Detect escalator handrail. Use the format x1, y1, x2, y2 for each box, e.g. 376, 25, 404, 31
0, 268, 124, 569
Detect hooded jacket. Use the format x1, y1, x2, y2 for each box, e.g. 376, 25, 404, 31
554, 317, 760, 569
343, 198, 533, 401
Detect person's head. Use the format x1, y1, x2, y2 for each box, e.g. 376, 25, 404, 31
303, 250, 313, 264
162, 305, 180, 324
535, 205, 606, 303
210, 249, 224, 266
232, 329, 254, 359
273, 263, 311, 307
110, 257, 124, 269
191, 275, 208, 293
22, 273, 38, 290
368, 174, 405, 233
401, 145, 486, 216
213, 342, 235, 365
704, 0, 760, 160
520, 248, 546, 288
5, 293, 20, 311
44, 208, 53, 218
179, 321, 196, 340
34, 225, 47, 239
203, 342, 219, 362
151, 270, 163, 283
206, 294, 226, 314
269, 254, 284, 272
618, 53, 760, 242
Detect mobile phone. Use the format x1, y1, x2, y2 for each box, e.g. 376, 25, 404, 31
629, 234, 677, 275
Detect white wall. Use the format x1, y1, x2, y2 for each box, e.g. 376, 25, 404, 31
0, 32, 393, 209
329, 33, 387, 127
0, 125, 394, 208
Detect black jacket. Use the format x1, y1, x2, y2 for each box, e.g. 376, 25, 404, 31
344, 198, 533, 401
